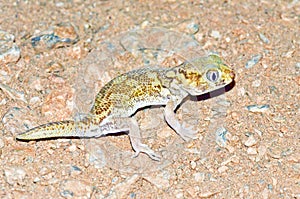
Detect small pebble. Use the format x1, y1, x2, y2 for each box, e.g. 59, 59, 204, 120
254, 128, 263, 137
31, 22, 79, 52
60, 179, 92, 197
258, 33, 270, 44
0, 138, 4, 148
67, 144, 77, 152
215, 126, 228, 147
71, 165, 81, 172
244, 135, 257, 147
231, 111, 239, 120
252, 79, 261, 87
245, 54, 262, 69
61, 180, 92, 197
29, 96, 41, 105
175, 190, 184, 198
0, 30, 21, 63
280, 125, 288, 133
247, 147, 258, 155
194, 172, 205, 182
210, 30, 221, 39
33, 177, 41, 183
218, 165, 229, 173
190, 161, 197, 169
246, 104, 270, 113
186, 22, 199, 34
178, 21, 199, 35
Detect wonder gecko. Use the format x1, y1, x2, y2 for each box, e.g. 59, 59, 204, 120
17, 54, 235, 161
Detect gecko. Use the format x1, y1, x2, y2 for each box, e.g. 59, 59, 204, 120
16, 54, 235, 161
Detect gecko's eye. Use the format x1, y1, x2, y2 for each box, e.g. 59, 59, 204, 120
206, 69, 220, 82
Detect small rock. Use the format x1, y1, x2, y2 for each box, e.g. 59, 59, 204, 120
0, 30, 21, 63
175, 190, 184, 198
215, 126, 228, 147
218, 165, 229, 173
210, 30, 221, 39
31, 22, 79, 52
247, 147, 258, 155
280, 125, 288, 133
33, 177, 41, 183
70, 165, 81, 172
254, 128, 263, 137
244, 135, 257, 147
246, 104, 270, 113
0, 138, 4, 148
258, 33, 270, 44
252, 79, 261, 87
4, 167, 27, 185
245, 54, 262, 69
60, 179, 92, 198
67, 144, 77, 152
194, 172, 205, 182
178, 21, 199, 35
231, 111, 239, 120
29, 96, 41, 105
190, 161, 197, 169
186, 22, 199, 34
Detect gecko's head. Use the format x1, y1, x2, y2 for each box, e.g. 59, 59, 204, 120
178, 54, 235, 95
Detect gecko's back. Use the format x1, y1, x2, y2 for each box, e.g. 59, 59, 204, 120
90, 67, 171, 122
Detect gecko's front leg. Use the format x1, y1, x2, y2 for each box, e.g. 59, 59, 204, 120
164, 100, 198, 141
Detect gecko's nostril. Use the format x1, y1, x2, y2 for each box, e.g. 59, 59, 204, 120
230, 71, 235, 79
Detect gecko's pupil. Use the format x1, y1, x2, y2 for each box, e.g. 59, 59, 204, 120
206, 69, 219, 82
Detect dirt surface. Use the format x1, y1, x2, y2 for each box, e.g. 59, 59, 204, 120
0, 1, 299, 198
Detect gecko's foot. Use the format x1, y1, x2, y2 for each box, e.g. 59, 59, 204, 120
177, 122, 198, 141
132, 143, 161, 161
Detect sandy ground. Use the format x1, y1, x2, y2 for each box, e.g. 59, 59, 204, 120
0, 0, 299, 198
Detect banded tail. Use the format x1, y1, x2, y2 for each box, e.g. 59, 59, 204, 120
16, 120, 80, 140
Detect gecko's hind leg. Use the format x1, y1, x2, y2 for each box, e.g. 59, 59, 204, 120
109, 117, 161, 161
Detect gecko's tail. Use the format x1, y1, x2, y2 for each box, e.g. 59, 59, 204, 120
16, 120, 80, 140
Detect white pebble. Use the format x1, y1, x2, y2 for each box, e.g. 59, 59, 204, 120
194, 172, 205, 182
252, 79, 261, 87
190, 161, 197, 169
0, 138, 4, 148
218, 165, 228, 173
244, 135, 257, 147
210, 30, 221, 39
247, 147, 258, 155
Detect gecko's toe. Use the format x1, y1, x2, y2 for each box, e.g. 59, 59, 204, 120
179, 122, 198, 141
132, 143, 161, 161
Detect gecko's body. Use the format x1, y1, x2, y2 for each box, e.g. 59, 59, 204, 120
17, 55, 235, 161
